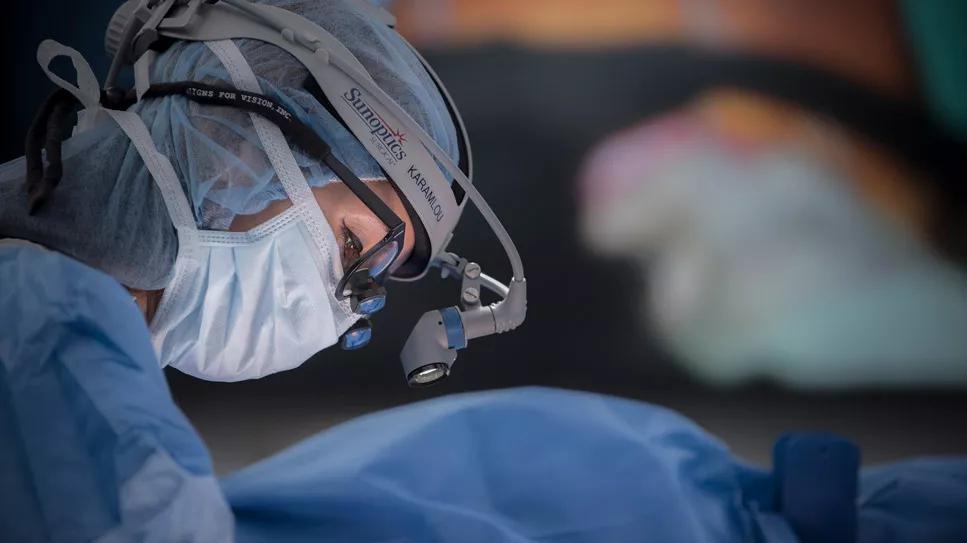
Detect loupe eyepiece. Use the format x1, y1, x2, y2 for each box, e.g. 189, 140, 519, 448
352, 287, 386, 315
347, 271, 387, 315
340, 318, 372, 350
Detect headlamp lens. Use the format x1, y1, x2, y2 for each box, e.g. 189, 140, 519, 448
407, 363, 450, 386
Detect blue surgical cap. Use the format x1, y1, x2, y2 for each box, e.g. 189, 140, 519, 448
135, 0, 459, 230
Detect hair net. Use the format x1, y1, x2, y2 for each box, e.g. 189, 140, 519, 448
0, 0, 458, 290
137, 0, 459, 230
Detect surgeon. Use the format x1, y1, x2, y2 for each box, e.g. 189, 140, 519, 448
2, 1, 966, 542
0, 0, 497, 537
1, 0, 475, 382
2, 0, 534, 386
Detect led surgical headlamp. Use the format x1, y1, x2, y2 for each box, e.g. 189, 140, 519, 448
103, 0, 526, 386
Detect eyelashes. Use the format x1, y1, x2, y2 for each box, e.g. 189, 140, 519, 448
340, 220, 363, 268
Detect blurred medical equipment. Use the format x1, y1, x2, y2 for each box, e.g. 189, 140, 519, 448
575, 40, 967, 387
26, 0, 526, 385
581, 111, 967, 386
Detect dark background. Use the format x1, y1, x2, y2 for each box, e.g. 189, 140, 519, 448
3, 1, 966, 474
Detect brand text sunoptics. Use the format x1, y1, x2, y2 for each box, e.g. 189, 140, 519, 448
342, 88, 406, 162
342, 88, 445, 223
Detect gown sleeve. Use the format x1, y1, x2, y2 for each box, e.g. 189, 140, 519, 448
0, 240, 233, 542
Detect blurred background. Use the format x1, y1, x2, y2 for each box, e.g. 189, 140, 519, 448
3, 0, 967, 473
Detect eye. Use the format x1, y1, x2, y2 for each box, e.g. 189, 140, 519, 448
340, 221, 363, 267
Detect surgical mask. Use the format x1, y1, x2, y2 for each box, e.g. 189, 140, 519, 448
149, 205, 353, 382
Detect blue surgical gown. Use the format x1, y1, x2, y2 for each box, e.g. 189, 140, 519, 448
2, 240, 966, 542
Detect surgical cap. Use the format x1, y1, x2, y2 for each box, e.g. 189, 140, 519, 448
136, 0, 460, 230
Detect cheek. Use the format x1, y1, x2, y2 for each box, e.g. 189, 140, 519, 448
313, 188, 350, 241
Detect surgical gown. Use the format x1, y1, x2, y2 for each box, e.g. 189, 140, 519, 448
2, 240, 966, 542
